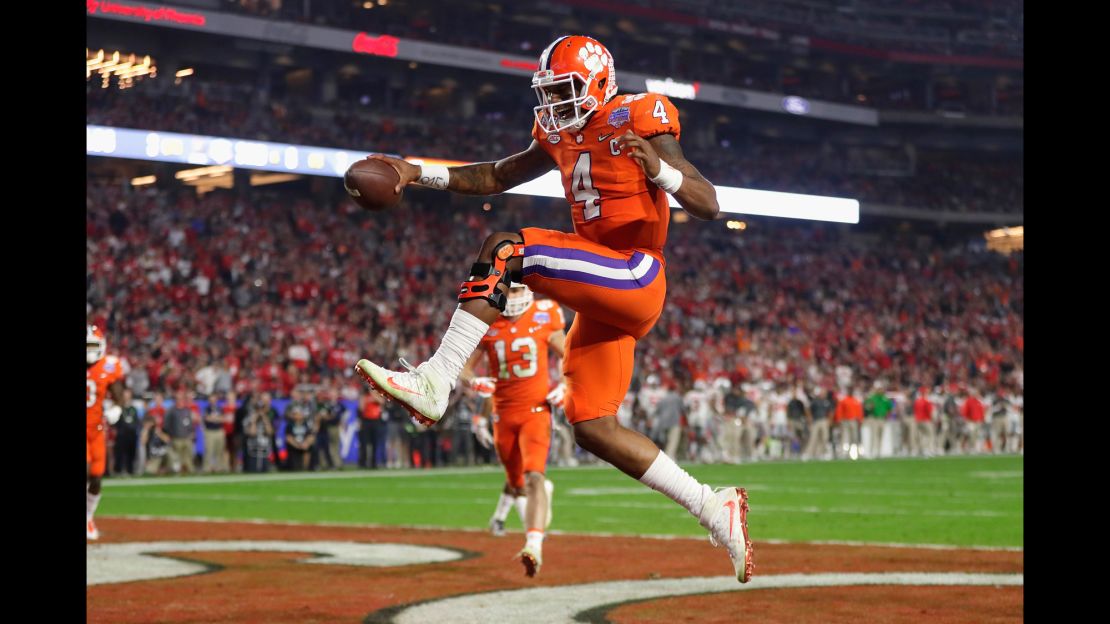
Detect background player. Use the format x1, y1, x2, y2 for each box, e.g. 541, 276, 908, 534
461, 283, 564, 576
356, 34, 752, 583
87, 325, 126, 540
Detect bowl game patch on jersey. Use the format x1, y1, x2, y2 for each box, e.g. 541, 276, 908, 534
607, 106, 630, 128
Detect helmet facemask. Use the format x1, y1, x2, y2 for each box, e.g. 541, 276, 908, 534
87, 326, 106, 364
503, 283, 534, 318
532, 71, 600, 134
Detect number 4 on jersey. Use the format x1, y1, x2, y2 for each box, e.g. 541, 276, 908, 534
653, 99, 670, 124
571, 152, 601, 221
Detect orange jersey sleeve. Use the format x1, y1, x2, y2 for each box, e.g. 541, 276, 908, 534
532, 94, 682, 256
87, 356, 125, 428
627, 93, 681, 142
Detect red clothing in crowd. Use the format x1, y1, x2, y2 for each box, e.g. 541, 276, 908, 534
835, 395, 863, 422
961, 396, 985, 423
914, 395, 934, 423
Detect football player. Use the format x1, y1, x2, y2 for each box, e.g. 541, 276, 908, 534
461, 284, 563, 576
356, 35, 752, 582
87, 325, 126, 540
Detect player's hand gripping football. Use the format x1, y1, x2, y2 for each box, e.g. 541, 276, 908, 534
366, 154, 421, 194
617, 130, 661, 178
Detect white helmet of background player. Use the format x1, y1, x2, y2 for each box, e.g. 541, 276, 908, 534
87, 324, 106, 365
503, 282, 534, 318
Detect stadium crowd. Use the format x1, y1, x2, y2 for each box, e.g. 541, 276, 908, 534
221, 0, 1022, 115
86, 81, 1023, 215
86, 177, 1023, 476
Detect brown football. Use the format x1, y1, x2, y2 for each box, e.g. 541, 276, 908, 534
344, 158, 404, 211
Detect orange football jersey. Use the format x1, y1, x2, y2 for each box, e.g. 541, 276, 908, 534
532, 93, 681, 257
87, 355, 125, 430
479, 299, 566, 415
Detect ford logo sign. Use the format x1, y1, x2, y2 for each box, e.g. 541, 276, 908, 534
782, 96, 810, 115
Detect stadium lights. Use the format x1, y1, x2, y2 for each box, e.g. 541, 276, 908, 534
130, 175, 156, 186
174, 165, 233, 180
86, 125, 861, 224
985, 225, 1023, 255
986, 226, 1023, 239
87, 49, 156, 90
726, 220, 747, 230
175, 68, 194, 78
250, 172, 302, 186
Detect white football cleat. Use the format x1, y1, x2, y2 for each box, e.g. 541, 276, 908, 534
87, 519, 100, 541
489, 518, 506, 537
698, 487, 753, 583
355, 358, 451, 426
544, 479, 555, 529
519, 543, 542, 578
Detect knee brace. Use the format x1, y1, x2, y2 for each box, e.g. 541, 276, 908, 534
458, 240, 524, 310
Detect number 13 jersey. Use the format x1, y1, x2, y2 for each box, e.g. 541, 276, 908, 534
478, 299, 566, 418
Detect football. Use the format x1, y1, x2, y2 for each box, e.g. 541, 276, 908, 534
344, 158, 404, 211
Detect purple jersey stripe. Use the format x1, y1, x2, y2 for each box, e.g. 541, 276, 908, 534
526, 245, 643, 271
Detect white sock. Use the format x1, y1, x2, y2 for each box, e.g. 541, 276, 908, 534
492, 493, 515, 523
424, 308, 490, 386
525, 529, 544, 550
87, 491, 102, 521
514, 495, 528, 524
638, 450, 712, 517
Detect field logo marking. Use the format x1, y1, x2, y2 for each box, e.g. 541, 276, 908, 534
87, 540, 464, 586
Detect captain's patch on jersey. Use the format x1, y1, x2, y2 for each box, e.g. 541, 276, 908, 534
607, 106, 630, 128
548, 134, 562, 144
534, 312, 550, 324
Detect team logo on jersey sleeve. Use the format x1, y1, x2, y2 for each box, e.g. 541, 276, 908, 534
607, 107, 630, 128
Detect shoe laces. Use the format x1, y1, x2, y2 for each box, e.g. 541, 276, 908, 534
399, 357, 417, 373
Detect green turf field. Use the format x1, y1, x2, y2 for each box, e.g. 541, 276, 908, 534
101, 455, 1022, 548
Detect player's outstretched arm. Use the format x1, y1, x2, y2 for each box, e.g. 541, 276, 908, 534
617, 131, 720, 220
450, 141, 556, 195
368, 141, 554, 196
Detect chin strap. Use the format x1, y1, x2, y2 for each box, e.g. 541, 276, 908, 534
458, 241, 525, 311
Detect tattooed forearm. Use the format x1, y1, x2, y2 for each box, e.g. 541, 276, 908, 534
447, 163, 501, 195
448, 141, 555, 195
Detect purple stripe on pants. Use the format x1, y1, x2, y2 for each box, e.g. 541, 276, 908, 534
523, 257, 660, 290
525, 244, 642, 270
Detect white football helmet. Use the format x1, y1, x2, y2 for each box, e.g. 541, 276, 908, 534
503, 282, 534, 318
87, 325, 106, 365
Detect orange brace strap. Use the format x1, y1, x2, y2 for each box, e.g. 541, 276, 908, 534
458, 241, 525, 311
